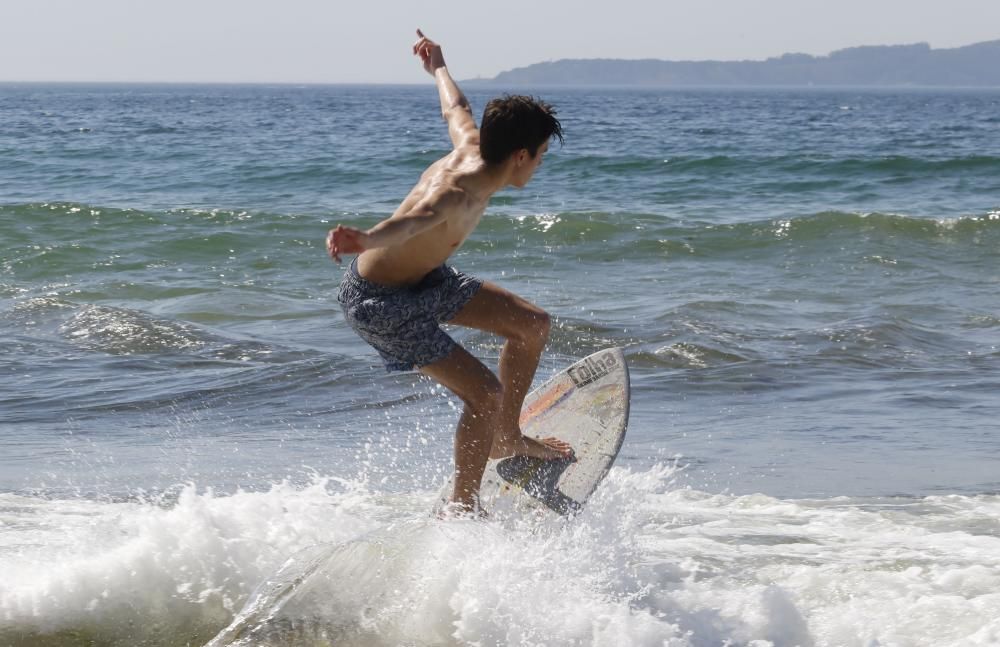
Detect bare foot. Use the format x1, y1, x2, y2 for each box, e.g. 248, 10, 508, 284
490, 435, 573, 461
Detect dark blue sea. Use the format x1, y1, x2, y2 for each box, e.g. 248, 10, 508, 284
2, 83, 999, 646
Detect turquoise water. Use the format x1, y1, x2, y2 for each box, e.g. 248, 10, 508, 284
2, 84, 1000, 646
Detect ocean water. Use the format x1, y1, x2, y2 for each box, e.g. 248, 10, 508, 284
1, 83, 999, 646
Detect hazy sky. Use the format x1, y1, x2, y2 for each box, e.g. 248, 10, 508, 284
3, 0, 999, 83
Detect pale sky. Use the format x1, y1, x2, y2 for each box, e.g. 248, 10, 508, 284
3, 0, 999, 84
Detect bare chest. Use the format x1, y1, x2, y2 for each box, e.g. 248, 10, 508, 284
444, 200, 487, 248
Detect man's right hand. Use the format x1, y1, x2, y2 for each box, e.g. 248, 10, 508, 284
326, 225, 368, 264
412, 29, 446, 75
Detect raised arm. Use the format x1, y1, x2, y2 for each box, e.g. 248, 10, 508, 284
413, 29, 478, 149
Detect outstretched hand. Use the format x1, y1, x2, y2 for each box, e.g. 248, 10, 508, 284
326, 225, 368, 264
412, 28, 446, 75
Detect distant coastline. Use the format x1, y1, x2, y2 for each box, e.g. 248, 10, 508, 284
467, 40, 1000, 87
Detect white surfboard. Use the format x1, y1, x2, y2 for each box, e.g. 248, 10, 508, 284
435, 347, 630, 517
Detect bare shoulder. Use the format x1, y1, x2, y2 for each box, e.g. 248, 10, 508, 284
397, 144, 486, 225
445, 140, 483, 171
429, 145, 484, 192
422, 181, 473, 216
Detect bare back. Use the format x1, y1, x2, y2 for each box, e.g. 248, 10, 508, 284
357, 143, 490, 286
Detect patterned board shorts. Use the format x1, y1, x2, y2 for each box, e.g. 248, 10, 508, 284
337, 258, 483, 372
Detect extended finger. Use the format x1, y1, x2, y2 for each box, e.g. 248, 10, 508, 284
413, 33, 430, 54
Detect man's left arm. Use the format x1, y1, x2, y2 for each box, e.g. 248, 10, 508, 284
413, 30, 478, 148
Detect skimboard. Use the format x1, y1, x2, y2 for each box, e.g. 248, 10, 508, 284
434, 347, 630, 517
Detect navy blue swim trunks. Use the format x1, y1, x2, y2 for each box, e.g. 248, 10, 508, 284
337, 259, 483, 372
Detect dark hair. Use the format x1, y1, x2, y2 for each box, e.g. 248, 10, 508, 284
479, 95, 563, 165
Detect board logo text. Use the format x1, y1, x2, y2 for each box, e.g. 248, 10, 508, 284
568, 352, 618, 387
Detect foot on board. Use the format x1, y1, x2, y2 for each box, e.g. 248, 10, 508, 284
490, 434, 573, 461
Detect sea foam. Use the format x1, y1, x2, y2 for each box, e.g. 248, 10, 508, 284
2, 465, 999, 646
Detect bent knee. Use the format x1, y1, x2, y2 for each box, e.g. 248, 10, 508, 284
535, 309, 552, 339
510, 305, 551, 344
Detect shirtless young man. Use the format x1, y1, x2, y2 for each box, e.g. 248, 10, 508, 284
326, 30, 571, 512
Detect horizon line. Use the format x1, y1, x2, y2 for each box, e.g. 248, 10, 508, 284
2, 80, 999, 90
3, 38, 997, 87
